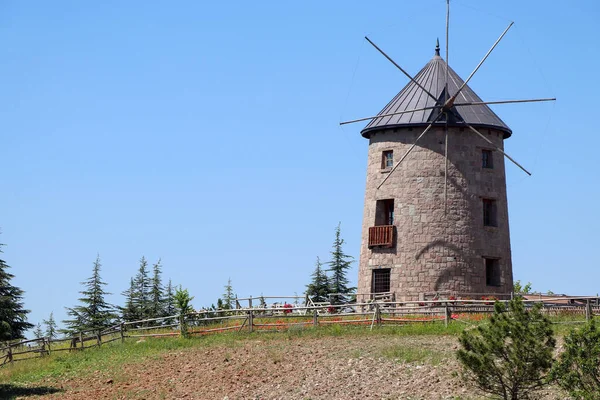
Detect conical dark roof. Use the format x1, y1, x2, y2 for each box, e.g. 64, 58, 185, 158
361, 49, 512, 138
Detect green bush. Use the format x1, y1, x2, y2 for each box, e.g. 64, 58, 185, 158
457, 298, 555, 400
550, 319, 600, 400
174, 287, 194, 338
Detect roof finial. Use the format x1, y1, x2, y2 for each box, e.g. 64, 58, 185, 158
435, 38, 440, 56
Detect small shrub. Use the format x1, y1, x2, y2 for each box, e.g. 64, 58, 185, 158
174, 287, 194, 338
550, 319, 600, 400
457, 298, 555, 400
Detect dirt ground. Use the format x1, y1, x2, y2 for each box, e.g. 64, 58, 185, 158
28, 335, 566, 400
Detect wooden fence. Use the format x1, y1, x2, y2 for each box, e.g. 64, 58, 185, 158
2, 296, 599, 367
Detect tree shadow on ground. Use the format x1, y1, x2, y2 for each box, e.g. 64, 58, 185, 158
0, 384, 62, 399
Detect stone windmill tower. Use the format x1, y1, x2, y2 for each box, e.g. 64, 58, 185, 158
342, 4, 554, 301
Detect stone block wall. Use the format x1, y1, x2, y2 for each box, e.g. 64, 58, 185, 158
357, 126, 514, 301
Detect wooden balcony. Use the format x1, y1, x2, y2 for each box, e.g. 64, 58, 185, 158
368, 225, 395, 248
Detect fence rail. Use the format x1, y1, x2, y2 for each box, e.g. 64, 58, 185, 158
2, 295, 599, 367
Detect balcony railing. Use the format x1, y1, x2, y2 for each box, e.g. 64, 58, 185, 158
368, 225, 395, 248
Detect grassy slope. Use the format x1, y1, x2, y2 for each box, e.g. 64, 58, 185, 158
0, 318, 585, 399
1, 324, 461, 381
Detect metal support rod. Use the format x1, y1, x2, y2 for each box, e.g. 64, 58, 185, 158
444, 0, 450, 216
446, 22, 514, 107
444, 121, 449, 215
377, 113, 443, 190
455, 98, 556, 107
464, 123, 532, 176
365, 36, 438, 102
340, 105, 441, 126
446, 0, 450, 88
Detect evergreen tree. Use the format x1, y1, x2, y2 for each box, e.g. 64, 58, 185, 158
120, 278, 139, 322
150, 259, 164, 318
133, 256, 151, 319
174, 287, 194, 338
513, 280, 532, 295
457, 298, 555, 400
207, 304, 217, 318
33, 323, 43, 339
550, 319, 600, 399
327, 223, 355, 303
61, 308, 85, 336
0, 242, 33, 340
164, 279, 176, 316
259, 295, 267, 309
306, 256, 330, 303
43, 312, 58, 338
221, 278, 235, 310
63, 255, 116, 333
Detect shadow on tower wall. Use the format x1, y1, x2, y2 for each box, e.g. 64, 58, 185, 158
415, 239, 468, 291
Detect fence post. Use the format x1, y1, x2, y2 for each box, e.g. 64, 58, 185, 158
313, 310, 318, 327
444, 302, 450, 328
375, 303, 381, 326
97, 331, 102, 347
79, 332, 84, 349
586, 299, 592, 322
40, 338, 46, 357
45, 337, 51, 355
120, 323, 125, 343
248, 309, 254, 333
7, 346, 12, 364
180, 312, 188, 338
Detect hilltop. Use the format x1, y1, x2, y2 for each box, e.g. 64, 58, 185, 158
1, 326, 567, 400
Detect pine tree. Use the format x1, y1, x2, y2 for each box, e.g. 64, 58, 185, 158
33, 323, 43, 339
221, 278, 235, 310
120, 278, 139, 322
150, 259, 164, 318
327, 223, 355, 303
43, 312, 58, 338
457, 298, 555, 400
306, 256, 330, 303
61, 308, 85, 336
133, 256, 151, 319
207, 304, 217, 318
550, 319, 600, 399
63, 255, 116, 334
174, 287, 194, 338
0, 242, 33, 341
164, 279, 176, 316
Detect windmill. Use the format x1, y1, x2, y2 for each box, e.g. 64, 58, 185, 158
345, 1, 555, 302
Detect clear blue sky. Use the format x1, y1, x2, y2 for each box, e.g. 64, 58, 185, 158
1, 0, 598, 332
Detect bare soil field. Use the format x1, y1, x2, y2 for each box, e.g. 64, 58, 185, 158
17, 334, 566, 400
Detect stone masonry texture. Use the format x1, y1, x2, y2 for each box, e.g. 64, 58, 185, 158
357, 126, 514, 301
